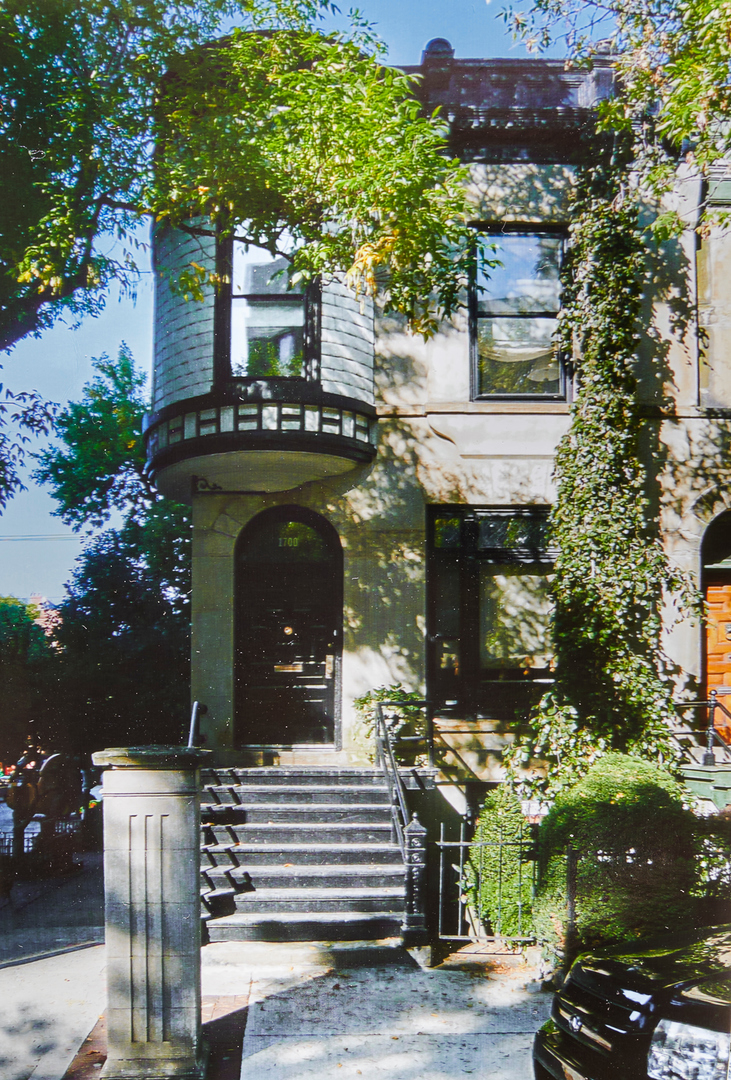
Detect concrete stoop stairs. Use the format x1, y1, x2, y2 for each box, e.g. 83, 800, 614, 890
200, 767, 407, 942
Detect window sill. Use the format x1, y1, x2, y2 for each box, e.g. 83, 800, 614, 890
376, 401, 571, 417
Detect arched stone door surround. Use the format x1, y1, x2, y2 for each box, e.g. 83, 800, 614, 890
234, 505, 343, 748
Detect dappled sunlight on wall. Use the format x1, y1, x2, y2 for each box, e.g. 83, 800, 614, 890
466, 163, 574, 222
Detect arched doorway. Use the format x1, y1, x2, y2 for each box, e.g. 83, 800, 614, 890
234, 507, 343, 747
702, 510, 731, 742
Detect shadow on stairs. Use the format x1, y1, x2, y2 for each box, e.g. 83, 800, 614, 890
200, 767, 407, 942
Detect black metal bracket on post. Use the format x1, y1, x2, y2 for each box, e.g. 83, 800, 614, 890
402, 812, 428, 946
188, 701, 208, 748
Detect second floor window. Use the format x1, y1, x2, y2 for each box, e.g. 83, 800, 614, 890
472, 230, 564, 399
227, 234, 318, 380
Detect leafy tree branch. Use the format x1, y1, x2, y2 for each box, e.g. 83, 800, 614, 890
1, 0, 472, 352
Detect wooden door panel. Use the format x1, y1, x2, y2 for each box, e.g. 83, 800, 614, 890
705, 583, 731, 742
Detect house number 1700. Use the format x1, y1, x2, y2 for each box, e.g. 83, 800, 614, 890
279, 537, 299, 547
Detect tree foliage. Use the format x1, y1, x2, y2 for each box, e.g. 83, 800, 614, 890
35, 344, 151, 527
35, 347, 191, 752
0, 0, 337, 351
1, 0, 473, 353
507, 0, 731, 231
52, 529, 191, 752
0, 596, 56, 762
155, 28, 475, 335
0, 386, 56, 510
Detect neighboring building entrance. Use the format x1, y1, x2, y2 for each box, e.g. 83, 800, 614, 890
703, 511, 731, 743
234, 507, 342, 747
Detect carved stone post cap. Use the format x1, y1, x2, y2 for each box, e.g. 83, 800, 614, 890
404, 811, 427, 836
92, 745, 212, 769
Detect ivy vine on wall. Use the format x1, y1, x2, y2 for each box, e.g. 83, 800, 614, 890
507, 137, 702, 799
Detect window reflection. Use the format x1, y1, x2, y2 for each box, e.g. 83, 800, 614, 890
475, 233, 563, 397
230, 240, 306, 378
479, 565, 553, 671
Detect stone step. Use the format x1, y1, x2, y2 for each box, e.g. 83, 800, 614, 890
199, 766, 409, 944
201, 802, 393, 824
202, 845, 239, 868
203, 784, 391, 805
202, 863, 405, 890
202, 768, 385, 788
231, 886, 405, 914
213, 822, 394, 846
205, 910, 403, 942
200, 886, 237, 918
209, 842, 403, 866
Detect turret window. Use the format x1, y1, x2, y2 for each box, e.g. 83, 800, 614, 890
219, 232, 320, 382
472, 229, 565, 399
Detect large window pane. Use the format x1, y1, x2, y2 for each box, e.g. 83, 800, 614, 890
230, 238, 307, 378
477, 317, 559, 394
477, 234, 561, 315
479, 564, 553, 671
231, 298, 305, 377
477, 514, 551, 552
475, 231, 563, 397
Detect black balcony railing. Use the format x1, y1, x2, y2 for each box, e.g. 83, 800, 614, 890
144, 387, 377, 482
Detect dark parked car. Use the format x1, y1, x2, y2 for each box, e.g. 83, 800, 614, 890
534, 925, 731, 1080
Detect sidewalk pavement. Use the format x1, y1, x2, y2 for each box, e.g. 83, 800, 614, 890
0, 944, 106, 1080
226, 939, 552, 1080
0, 849, 553, 1080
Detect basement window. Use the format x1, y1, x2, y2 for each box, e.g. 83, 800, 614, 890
472, 229, 565, 399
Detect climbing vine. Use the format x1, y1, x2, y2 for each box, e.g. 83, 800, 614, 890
507, 137, 702, 798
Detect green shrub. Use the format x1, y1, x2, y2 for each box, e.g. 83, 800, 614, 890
533, 753, 698, 967
693, 814, 731, 924
467, 785, 536, 941
353, 684, 426, 765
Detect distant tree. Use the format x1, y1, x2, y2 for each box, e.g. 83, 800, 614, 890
34, 346, 191, 753
51, 530, 190, 753
0, 596, 56, 763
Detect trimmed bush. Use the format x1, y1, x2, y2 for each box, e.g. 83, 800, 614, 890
467, 785, 535, 941
533, 753, 698, 966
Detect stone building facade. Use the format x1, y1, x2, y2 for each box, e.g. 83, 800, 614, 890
144, 40, 731, 788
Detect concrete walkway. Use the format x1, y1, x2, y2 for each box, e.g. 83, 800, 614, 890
205, 940, 552, 1080
0, 841, 552, 1080
0, 844, 106, 1080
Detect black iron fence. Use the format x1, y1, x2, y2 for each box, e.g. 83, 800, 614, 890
435, 828, 731, 948
0, 819, 81, 860
436, 821, 537, 943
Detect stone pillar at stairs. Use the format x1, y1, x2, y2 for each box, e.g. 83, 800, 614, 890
93, 746, 210, 1080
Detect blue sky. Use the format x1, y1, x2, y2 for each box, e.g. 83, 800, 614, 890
0, 0, 542, 602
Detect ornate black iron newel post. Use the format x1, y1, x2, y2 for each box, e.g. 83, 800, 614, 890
704, 690, 718, 766
402, 812, 428, 945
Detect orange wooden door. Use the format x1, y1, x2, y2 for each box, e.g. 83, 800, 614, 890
705, 583, 731, 742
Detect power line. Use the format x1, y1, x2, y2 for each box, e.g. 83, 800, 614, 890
0, 534, 80, 541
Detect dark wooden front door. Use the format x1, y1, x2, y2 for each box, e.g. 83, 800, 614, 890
235, 508, 342, 747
